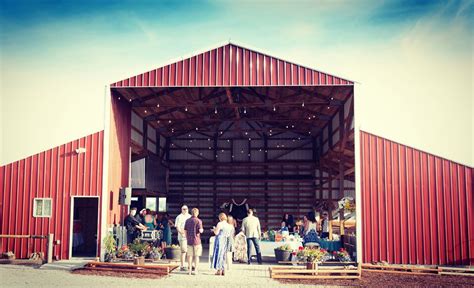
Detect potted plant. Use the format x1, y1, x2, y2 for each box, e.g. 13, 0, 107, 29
103, 233, 117, 262
129, 239, 150, 265
164, 244, 181, 260
274, 244, 293, 262
296, 247, 329, 270
333, 248, 351, 262
147, 246, 163, 261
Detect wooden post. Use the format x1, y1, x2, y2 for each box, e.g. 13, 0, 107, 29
339, 210, 345, 236
47, 233, 54, 263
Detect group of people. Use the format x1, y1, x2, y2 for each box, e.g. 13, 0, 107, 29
124, 205, 330, 275
173, 205, 263, 276
124, 207, 173, 248
280, 211, 331, 243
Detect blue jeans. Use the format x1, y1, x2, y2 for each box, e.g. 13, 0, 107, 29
246, 237, 262, 263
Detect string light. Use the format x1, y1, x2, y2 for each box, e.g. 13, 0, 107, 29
156, 103, 160, 108
168, 120, 172, 123
273, 105, 276, 111
118, 97, 121, 100
195, 127, 199, 131
208, 138, 211, 141
327, 106, 330, 109
243, 107, 247, 114
144, 110, 147, 114
185, 107, 188, 112
215, 107, 218, 114
286, 125, 289, 129
188, 134, 191, 137
302, 102, 305, 107
128, 99, 132, 102
291, 125, 294, 128
330, 97, 334, 100
248, 138, 251, 141
157, 120, 160, 124
221, 149, 224, 152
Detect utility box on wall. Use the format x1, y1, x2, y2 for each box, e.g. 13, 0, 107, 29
118, 187, 132, 205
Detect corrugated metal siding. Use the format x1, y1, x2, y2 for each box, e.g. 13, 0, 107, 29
0, 131, 104, 260
111, 44, 353, 87
360, 131, 474, 265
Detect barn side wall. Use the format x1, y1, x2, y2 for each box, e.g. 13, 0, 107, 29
0, 131, 104, 260
360, 131, 474, 265
106, 95, 131, 226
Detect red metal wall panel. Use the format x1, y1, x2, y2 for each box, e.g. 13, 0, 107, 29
0, 131, 104, 260
110, 43, 353, 87
361, 131, 474, 265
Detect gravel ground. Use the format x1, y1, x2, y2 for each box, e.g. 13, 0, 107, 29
2, 261, 473, 288
0, 262, 333, 288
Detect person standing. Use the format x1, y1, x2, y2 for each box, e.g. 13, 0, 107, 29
241, 209, 262, 264
226, 215, 236, 270
175, 205, 191, 271
159, 212, 172, 248
320, 211, 330, 239
211, 213, 232, 275
124, 207, 146, 244
184, 208, 203, 275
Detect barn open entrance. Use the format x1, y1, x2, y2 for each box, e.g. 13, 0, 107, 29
113, 83, 356, 257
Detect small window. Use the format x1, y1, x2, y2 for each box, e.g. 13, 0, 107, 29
33, 198, 52, 217
158, 197, 167, 212
146, 197, 157, 211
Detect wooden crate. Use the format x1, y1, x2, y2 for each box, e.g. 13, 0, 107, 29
270, 263, 361, 279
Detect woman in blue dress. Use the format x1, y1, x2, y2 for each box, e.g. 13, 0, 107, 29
157, 212, 172, 248
211, 212, 232, 276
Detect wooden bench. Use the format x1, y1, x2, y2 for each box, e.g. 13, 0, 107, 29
269, 263, 361, 279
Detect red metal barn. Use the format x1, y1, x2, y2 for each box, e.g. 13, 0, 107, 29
1, 42, 472, 265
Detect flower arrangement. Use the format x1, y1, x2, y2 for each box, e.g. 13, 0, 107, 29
296, 246, 330, 263
338, 197, 355, 212
333, 248, 351, 262
116, 244, 134, 259
128, 239, 151, 257
147, 246, 163, 260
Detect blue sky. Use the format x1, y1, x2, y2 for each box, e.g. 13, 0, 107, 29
0, 0, 473, 166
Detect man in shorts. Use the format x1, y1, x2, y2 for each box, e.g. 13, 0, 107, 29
175, 205, 191, 271
184, 208, 203, 275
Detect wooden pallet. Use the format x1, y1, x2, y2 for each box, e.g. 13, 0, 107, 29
270, 263, 361, 279
84, 261, 179, 276
362, 264, 474, 277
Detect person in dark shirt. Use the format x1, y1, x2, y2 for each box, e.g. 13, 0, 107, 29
184, 208, 203, 275
124, 207, 146, 244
